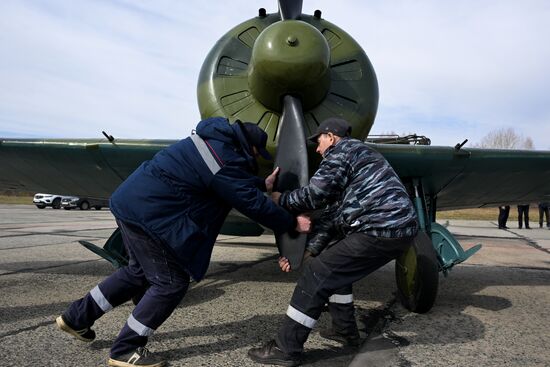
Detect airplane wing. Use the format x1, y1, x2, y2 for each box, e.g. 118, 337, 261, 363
0, 139, 171, 197
0, 138, 265, 236
373, 143, 550, 210
3, 138, 549, 212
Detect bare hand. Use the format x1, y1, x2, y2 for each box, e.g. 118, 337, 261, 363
278, 256, 291, 272
265, 167, 280, 193
271, 191, 282, 204
295, 214, 311, 233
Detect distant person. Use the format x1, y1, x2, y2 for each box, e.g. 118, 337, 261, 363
538, 202, 550, 228
55, 117, 311, 367
498, 205, 510, 229
517, 204, 530, 229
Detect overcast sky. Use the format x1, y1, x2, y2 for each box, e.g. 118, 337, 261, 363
1, 0, 550, 149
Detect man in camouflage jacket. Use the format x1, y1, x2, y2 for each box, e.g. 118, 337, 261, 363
249, 118, 418, 366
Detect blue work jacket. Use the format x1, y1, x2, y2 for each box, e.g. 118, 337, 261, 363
110, 117, 294, 280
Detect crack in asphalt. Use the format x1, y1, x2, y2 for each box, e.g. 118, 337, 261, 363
462, 263, 550, 272
0, 259, 101, 276
0, 239, 105, 251
0, 228, 116, 239
454, 233, 550, 257
514, 234, 550, 255
351, 296, 413, 367
359, 297, 399, 338
0, 320, 53, 340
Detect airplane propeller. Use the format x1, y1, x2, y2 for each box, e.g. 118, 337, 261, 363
278, 0, 303, 20
274, 95, 309, 268
272, 0, 310, 269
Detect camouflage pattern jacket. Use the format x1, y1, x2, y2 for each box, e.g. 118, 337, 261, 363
280, 138, 418, 254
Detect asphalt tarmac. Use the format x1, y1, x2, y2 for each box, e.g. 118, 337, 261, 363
1, 205, 549, 366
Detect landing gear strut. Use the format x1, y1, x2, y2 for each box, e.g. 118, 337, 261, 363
395, 179, 482, 313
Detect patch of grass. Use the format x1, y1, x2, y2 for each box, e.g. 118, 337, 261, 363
0, 195, 34, 205
438, 207, 522, 221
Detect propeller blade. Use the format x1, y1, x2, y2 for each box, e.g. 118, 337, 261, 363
274, 95, 309, 269
278, 0, 303, 20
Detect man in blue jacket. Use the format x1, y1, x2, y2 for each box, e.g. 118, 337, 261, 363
248, 118, 418, 366
56, 117, 311, 367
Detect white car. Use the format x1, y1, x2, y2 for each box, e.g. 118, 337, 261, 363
33, 193, 77, 209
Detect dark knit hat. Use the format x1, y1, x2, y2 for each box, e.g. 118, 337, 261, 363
238, 121, 272, 160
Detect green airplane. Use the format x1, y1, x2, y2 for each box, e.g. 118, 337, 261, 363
1, 0, 549, 314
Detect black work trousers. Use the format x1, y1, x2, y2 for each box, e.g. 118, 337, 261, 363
304, 255, 357, 337
276, 232, 412, 354
539, 206, 550, 228
498, 206, 510, 228
327, 284, 357, 336
517, 205, 530, 228
64, 220, 190, 358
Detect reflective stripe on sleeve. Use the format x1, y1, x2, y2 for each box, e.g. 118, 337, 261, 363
286, 305, 317, 329
128, 313, 155, 336
90, 285, 113, 312
191, 134, 221, 175
329, 294, 354, 304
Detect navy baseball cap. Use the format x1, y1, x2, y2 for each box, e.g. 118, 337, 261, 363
307, 118, 352, 143
239, 121, 273, 160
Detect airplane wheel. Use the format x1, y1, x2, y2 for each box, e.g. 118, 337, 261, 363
395, 231, 439, 313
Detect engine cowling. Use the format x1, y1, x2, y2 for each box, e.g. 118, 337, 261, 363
197, 10, 379, 164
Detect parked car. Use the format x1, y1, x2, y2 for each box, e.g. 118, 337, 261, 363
33, 193, 76, 209
61, 197, 109, 210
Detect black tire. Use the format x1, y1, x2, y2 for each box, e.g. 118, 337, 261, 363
94, 206, 102, 210
63, 207, 71, 210
79, 201, 90, 210
35, 204, 46, 209
52, 198, 61, 209
395, 231, 439, 313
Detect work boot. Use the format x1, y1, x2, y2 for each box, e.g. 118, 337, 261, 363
319, 328, 361, 347
108, 347, 165, 367
56, 315, 96, 342
248, 340, 301, 366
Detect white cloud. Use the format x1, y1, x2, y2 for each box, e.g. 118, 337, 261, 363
1, 0, 550, 149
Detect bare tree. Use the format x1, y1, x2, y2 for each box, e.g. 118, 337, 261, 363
473, 128, 535, 149
523, 136, 534, 150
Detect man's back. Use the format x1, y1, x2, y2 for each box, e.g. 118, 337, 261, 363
110, 117, 294, 280
283, 138, 418, 238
